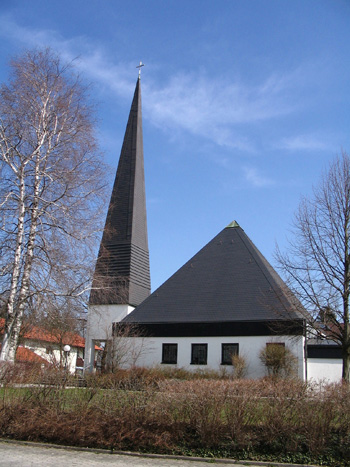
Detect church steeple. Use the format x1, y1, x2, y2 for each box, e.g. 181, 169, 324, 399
89, 77, 151, 307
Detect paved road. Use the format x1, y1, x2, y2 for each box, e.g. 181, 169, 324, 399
0, 441, 261, 467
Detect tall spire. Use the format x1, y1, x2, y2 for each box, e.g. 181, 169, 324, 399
90, 78, 151, 307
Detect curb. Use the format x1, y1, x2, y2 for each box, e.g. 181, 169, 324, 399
0, 438, 320, 467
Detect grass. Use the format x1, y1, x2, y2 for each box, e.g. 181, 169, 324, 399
0, 363, 350, 466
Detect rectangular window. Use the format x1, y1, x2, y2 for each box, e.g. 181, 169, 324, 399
191, 343, 208, 365
162, 343, 178, 364
221, 343, 239, 365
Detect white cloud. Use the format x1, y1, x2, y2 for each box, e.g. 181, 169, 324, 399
143, 72, 300, 151
0, 15, 136, 96
0, 15, 310, 152
0, 14, 59, 49
277, 134, 332, 152
243, 167, 275, 187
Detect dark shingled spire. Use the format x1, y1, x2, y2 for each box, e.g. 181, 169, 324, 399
90, 78, 151, 307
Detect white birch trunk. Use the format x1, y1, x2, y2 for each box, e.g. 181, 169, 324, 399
1, 124, 46, 362
0, 167, 26, 362
7, 154, 41, 361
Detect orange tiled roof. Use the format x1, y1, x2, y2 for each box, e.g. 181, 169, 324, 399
16, 346, 50, 365
0, 318, 102, 350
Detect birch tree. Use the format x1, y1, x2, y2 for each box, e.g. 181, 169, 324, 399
0, 48, 106, 362
276, 151, 350, 381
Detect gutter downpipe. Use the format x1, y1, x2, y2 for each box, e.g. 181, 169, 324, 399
304, 319, 308, 382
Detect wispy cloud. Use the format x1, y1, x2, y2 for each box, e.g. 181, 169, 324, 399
243, 167, 275, 187
0, 15, 136, 95
0, 15, 60, 50
276, 134, 332, 152
143, 72, 300, 151
0, 15, 309, 152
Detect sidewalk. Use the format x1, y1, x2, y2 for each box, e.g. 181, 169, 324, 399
0, 440, 319, 467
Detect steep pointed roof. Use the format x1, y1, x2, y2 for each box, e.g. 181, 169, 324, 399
90, 78, 150, 307
123, 222, 303, 327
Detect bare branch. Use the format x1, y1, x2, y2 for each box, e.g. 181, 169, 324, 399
276, 150, 350, 381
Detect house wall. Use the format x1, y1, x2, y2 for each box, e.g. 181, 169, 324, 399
307, 358, 342, 383
23, 339, 78, 373
116, 335, 305, 379
84, 304, 134, 372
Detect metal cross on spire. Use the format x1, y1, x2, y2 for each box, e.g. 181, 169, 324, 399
136, 61, 145, 77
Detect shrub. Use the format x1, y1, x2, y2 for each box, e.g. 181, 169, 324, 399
1, 364, 350, 465
231, 354, 248, 379
259, 344, 297, 378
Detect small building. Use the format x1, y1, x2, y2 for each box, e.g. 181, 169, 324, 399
0, 318, 100, 374
306, 338, 343, 382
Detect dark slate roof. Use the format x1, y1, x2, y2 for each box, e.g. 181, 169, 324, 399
89, 78, 150, 307
122, 221, 303, 325
307, 339, 342, 359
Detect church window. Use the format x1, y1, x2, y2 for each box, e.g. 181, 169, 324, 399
221, 343, 239, 365
162, 343, 178, 364
191, 344, 208, 365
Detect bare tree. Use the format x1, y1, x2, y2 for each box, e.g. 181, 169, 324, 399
0, 48, 106, 362
35, 297, 81, 368
107, 322, 148, 372
276, 150, 350, 381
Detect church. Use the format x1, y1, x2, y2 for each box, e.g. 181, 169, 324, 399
84, 74, 342, 381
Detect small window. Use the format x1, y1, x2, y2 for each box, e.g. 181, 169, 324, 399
162, 343, 178, 364
221, 343, 239, 365
191, 344, 208, 365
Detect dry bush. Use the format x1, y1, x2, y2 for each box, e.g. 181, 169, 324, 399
151, 366, 194, 380
245, 379, 350, 459
259, 344, 297, 378
86, 366, 231, 389
0, 384, 175, 452
157, 380, 229, 448
184, 381, 228, 447
254, 378, 311, 453
0, 361, 45, 385
1, 372, 350, 465
158, 378, 350, 462
85, 367, 164, 391
231, 354, 248, 379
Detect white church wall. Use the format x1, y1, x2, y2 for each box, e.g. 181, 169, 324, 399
116, 335, 305, 380
84, 304, 134, 371
307, 358, 342, 383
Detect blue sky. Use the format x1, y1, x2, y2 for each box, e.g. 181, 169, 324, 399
0, 0, 349, 291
